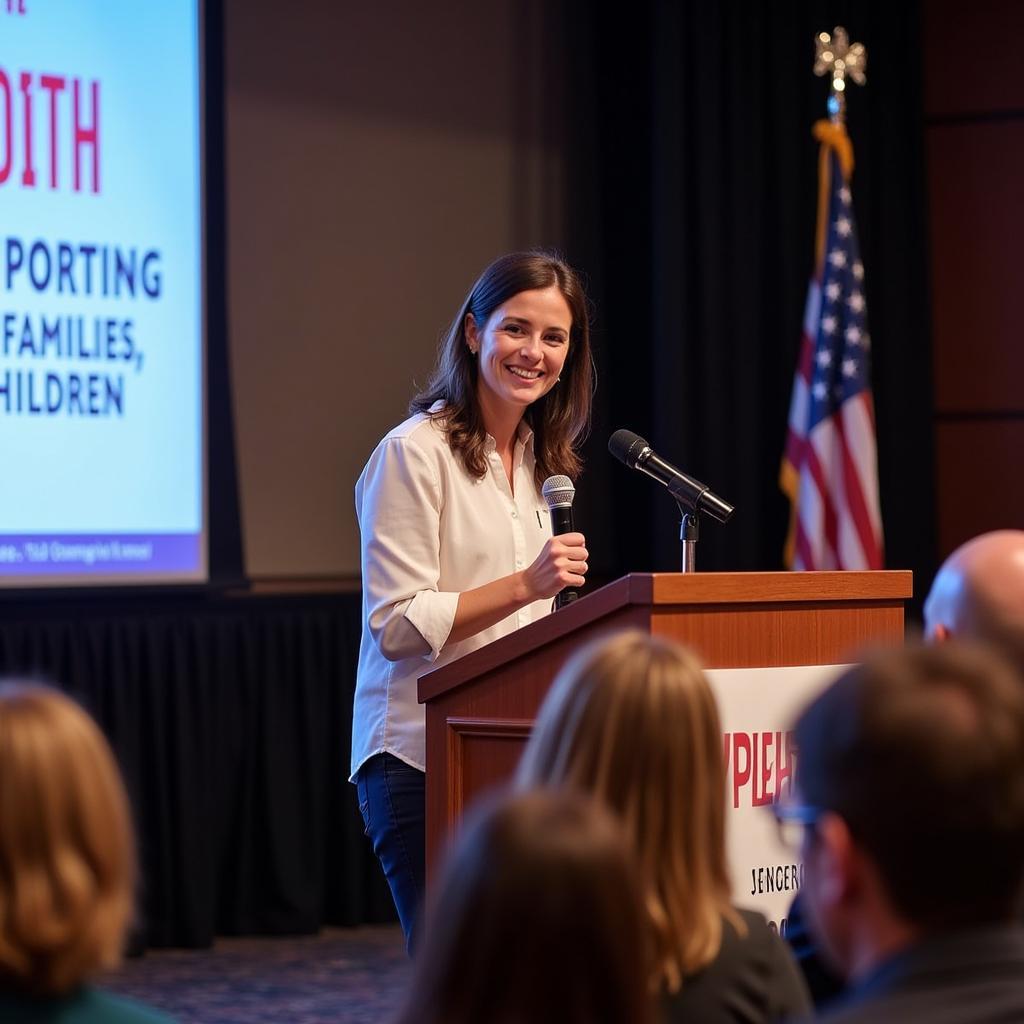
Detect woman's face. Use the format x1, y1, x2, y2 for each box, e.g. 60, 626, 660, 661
467, 285, 572, 422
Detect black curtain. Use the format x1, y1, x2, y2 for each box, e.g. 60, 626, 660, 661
0, 592, 395, 949
565, 0, 935, 610
205, 0, 246, 588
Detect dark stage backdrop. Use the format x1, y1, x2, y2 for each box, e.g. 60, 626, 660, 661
0, 592, 395, 949
564, 0, 936, 608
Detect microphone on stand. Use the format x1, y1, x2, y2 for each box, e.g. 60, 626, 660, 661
542, 475, 579, 609
607, 429, 735, 523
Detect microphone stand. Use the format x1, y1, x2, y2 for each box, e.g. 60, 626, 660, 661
678, 502, 700, 573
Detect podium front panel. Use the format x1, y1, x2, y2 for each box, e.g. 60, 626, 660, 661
420, 572, 910, 876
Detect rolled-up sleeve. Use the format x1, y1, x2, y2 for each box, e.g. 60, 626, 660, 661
357, 435, 459, 662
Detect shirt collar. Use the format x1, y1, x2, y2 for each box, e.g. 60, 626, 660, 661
483, 420, 534, 454
429, 400, 535, 453
843, 924, 1024, 1007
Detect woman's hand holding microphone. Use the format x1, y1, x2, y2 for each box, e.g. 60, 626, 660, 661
523, 533, 588, 600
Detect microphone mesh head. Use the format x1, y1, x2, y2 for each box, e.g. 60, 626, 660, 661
542, 475, 575, 508
608, 429, 649, 469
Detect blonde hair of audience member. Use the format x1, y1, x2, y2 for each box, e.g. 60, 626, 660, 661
393, 789, 653, 1024
0, 684, 136, 996
517, 631, 741, 992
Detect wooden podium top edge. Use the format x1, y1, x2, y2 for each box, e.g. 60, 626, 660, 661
647, 570, 913, 603
417, 570, 913, 704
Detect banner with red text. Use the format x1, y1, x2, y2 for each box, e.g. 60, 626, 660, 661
708, 664, 847, 933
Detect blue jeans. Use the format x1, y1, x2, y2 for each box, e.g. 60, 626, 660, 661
356, 753, 425, 951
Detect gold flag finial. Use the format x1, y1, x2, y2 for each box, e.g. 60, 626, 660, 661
814, 27, 867, 123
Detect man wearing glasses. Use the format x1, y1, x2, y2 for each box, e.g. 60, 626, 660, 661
785, 529, 1024, 1007
776, 642, 1024, 1022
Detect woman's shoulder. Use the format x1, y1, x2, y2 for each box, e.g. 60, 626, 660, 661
380, 408, 448, 447
721, 907, 812, 1012
78, 988, 176, 1023
0, 986, 175, 1023
356, 411, 456, 502
362, 411, 452, 471
731, 907, 779, 941
722, 907, 798, 964
662, 908, 811, 1023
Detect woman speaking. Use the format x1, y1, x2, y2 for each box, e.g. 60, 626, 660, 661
351, 251, 594, 944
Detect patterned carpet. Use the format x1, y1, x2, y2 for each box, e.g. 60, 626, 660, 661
101, 926, 411, 1024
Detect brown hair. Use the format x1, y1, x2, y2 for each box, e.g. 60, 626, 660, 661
795, 641, 1024, 928
0, 684, 136, 995
516, 631, 740, 992
410, 250, 594, 488
394, 789, 653, 1024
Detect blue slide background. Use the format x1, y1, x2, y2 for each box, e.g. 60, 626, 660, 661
0, 2, 204, 583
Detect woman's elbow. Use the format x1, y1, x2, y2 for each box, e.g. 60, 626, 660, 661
372, 616, 432, 662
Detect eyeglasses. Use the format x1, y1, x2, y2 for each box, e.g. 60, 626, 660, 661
769, 798, 824, 853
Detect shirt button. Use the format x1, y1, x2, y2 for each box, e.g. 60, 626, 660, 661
511, 510, 518, 518
516, 560, 523, 568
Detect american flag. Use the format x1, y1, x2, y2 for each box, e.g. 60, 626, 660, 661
780, 128, 883, 570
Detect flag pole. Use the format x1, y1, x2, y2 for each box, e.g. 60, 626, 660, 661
814, 26, 867, 126
781, 27, 883, 572
811, 29, 865, 273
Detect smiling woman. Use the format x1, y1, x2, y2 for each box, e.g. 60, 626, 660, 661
467, 285, 572, 433
351, 251, 596, 948
412, 250, 593, 486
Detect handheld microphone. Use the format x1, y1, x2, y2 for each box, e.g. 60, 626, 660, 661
608, 429, 735, 523
542, 475, 579, 608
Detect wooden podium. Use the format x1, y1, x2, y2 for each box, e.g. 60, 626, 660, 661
417, 570, 912, 871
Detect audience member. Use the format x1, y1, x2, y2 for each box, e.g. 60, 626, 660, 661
392, 789, 653, 1024
517, 631, 811, 1023
779, 642, 1024, 1022
0, 683, 173, 1023
923, 528, 1024, 662
786, 528, 1024, 1005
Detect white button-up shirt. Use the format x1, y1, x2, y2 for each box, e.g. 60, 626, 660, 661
351, 408, 554, 778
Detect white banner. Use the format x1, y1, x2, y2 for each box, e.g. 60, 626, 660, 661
707, 663, 849, 934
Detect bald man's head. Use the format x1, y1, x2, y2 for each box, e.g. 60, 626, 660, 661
924, 531, 1024, 669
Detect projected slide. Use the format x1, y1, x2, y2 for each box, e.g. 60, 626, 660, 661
0, 2, 205, 585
